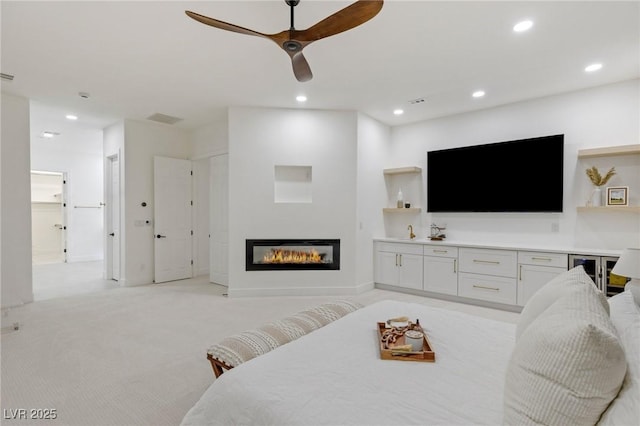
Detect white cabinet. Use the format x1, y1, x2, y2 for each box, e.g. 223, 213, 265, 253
458, 248, 517, 305
423, 245, 458, 295
517, 251, 568, 306
375, 242, 423, 290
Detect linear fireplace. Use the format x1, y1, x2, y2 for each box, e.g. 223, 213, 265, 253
246, 239, 340, 271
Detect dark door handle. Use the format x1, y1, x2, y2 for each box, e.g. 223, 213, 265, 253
156, 234, 166, 239
109, 232, 115, 236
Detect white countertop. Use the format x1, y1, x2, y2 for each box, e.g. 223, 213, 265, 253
373, 237, 623, 257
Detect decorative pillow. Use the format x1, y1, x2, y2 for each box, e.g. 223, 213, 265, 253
598, 290, 640, 425
516, 265, 609, 340
504, 278, 627, 426
625, 280, 640, 307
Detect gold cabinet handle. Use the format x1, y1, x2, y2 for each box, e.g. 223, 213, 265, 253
473, 284, 500, 291
453, 259, 457, 274
473, 259, 500, 265
531, 257, 552, 262
519, 265, 522, 281
433, 249, 448, 254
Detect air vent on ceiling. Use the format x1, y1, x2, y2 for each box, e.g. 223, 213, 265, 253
146, 113, 183, 125
1, 73, 15, 81
408, 97, 425, 104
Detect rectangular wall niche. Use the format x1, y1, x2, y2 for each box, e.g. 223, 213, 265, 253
274, 165, 312, 203
246, 239, 340, 271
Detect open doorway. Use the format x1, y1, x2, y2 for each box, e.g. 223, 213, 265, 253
31, 170, 66, 264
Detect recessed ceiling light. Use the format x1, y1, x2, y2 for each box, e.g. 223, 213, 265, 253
66, 114, 78, 120
296, 95, 307, 102
472, 90, 485, 98
513, 20, 533, 32
585, 63, 603, 73
41, 131, 60, 138
393, 109, 404, 115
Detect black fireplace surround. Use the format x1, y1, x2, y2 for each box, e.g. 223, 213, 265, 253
246, 239, 340, 271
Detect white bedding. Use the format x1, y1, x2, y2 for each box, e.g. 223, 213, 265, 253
182, 300, 516, 426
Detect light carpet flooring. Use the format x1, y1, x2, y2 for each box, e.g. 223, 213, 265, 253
32, 261, 119, 301
1, 275, 519, 426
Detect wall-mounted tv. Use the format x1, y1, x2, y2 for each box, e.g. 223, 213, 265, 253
427, 134, 564, 213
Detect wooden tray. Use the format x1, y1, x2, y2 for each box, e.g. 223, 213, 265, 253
377, 322, 435, 362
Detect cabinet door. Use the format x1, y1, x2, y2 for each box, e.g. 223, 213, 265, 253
517, 264, 566, 306
375, 250, 399, 286
397, 253, 423, 290
424, 256, 457, 295
458, 273, 517, 305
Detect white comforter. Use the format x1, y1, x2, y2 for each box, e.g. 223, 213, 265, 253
181, 300, 516, 426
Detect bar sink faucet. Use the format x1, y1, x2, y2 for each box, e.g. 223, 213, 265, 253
408, 225, 416, 240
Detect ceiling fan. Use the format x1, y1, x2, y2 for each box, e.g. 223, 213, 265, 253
185, 0, 383, 82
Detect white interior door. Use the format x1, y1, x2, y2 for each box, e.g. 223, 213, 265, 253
209, 154, 228, 286
154, 156, 192, 283
107, 155, 120, 281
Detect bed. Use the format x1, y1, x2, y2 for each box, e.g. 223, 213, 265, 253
182, 266, 640, 426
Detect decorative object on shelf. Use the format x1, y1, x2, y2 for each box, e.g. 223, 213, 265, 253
429, 223, 446, 241
585, 166, 616, 207
397, 188, 404, 208
405, 203, 411, 208
611, 248, 640, 304
606, 186, 629, 207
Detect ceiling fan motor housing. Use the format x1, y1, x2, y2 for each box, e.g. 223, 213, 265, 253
283, 40, 302, 52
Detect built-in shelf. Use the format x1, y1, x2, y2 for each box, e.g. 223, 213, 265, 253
383, 166, 422, 175
578, 144, 640, 159
383, 208, 422, 213
577, 206, 640, 213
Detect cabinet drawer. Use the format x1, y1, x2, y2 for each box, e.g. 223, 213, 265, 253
423, 245, 458, 258
376, 242, 423, 255
458, 272, 517, 305
459, 248, 517, 278
518, 251, 568, 268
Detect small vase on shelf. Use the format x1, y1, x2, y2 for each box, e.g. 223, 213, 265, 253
591, 187, 602, 207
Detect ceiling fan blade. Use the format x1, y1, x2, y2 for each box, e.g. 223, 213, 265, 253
289, 51, 313, 82
298, 0, 383, 42
185, 10, 269, 39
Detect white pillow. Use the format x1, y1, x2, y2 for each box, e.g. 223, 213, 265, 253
516, 265, 608, 340
598, 290, 640, 425
504, 279, 627, 426
625, 280, 640, 307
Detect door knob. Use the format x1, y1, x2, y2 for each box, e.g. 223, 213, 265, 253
109, 232, 115, 236
156, 234, 166, 239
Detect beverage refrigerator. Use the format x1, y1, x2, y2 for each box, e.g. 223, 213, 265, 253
568, 254, 630, 297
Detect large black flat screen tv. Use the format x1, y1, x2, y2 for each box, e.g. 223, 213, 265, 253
427, 134, 564, 213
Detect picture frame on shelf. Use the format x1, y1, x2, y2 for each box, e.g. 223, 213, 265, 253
606, 186, 629, 206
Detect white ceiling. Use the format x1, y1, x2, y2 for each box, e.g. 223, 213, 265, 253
2, 1, 639, 136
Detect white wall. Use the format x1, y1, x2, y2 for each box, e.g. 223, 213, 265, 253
356, 113, 390, 288
190, 119, 229, 278
31, 119, 104, 262
388, 79, 640, 250
1, 93, 33, 308
227, 107, 361, 296
122, 119, 191, 286
191, 120, 228, 158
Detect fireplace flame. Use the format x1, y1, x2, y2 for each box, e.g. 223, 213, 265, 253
263, 248, 324, 264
